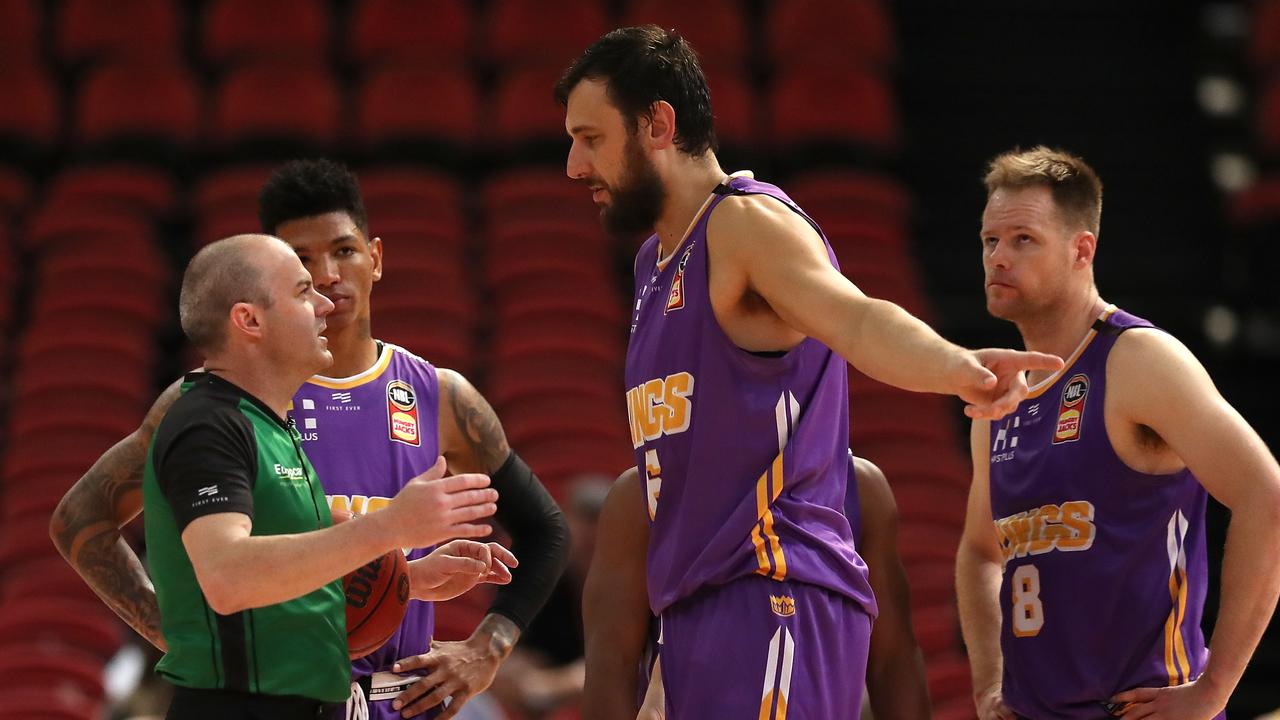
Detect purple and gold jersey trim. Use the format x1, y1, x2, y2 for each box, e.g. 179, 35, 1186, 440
1163, 509, 1192, 686
307, 344, 395, 389
626, 172, 876, 617
1023, 304, 1117, 400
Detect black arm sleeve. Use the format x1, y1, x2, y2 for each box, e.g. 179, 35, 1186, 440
155, 410, 257, 532
488, 451, 571, 632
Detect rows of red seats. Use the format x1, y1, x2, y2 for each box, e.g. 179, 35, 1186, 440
0, 0, 898, 156
0, 1, 979, 718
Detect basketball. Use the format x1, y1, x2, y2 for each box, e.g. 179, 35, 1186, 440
333, 509, 411, 660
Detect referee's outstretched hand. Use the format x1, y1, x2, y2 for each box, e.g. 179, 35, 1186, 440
378, 457, 498, 549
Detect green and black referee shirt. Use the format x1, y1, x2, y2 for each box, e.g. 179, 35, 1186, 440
142, 372, 349, 703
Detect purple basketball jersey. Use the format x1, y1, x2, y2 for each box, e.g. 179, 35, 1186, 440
988, 307, 1210, 718
292, 342, 442, 678
625, 173, 876, 619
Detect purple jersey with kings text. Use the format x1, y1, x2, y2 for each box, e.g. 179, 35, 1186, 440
292, 342, 441, 679
989, 307, 1211, 718
625, 173, 876, 618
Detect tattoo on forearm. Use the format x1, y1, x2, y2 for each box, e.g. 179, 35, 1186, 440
51, 385, 179, 651
444, 372, 511, 473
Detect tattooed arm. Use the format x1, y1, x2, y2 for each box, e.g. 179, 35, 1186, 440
49, 378, 185, 651
391, 368, 570, 719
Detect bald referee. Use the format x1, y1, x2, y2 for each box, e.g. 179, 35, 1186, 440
142, 235, 506, 720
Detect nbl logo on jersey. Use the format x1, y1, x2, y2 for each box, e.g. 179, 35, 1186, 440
1053, 374, 1089, 444
665, 243, 696, 314
386, 380, 421, 447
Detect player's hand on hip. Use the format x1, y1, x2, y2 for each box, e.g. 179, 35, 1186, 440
1110, 680, 1228, 720
956, 348, 1063, 420
974, 681, 1015, 720
407, 540, 516, 602
391, 635, 505, 719
382, 457, 498, 548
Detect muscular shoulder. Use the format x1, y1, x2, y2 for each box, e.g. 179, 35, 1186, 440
707, 193, 820, 254
1107, 328, 1213, 401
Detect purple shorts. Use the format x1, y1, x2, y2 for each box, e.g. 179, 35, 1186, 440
659, 574, 872, 719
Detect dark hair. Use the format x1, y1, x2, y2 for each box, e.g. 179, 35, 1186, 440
555, 25, 717, 157
258, 158, 369, 236
984, 146, 1104, 236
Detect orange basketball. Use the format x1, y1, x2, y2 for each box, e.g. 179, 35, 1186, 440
333, 509, 411, 660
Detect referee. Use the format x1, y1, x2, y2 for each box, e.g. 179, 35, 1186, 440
145, 235, 500, 719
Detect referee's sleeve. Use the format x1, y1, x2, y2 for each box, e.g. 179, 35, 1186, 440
155, 409, 257, 532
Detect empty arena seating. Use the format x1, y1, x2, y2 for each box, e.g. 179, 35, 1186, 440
0, 1, 984, 716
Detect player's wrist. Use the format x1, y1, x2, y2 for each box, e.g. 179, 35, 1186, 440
1193, 665, 1234, 707
470, 613, 519, 660
354, 506, 401, 553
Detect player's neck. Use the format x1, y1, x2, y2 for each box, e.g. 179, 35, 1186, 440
321, 317, 379, 378
1017, 291, 1108, 377
205, 360, 304, 423
654, 154, 727, 258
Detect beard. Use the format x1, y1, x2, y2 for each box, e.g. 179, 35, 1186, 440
599, 135, 665, 237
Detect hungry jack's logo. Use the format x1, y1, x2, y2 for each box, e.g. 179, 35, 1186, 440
665, 243, 695, 313
386, 380, 420, 447
1054, 374, 1089, 444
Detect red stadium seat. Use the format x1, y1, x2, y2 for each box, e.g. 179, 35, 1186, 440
0, 597, 124, 660
0, 516, 62, 570
361, 167, 463, 223
925, 650, 973, 705
770, 66, 899, 151
0, 687, 101, 720
212, 64, 340, 148
57, 0, 180, 65
374, 219, 469, 263
487, 217, 608, 257
1229, 173, 1280, 226
192, 164, 275, 221
911, 603, 960, 656
0, 62, 60, 148
491, 330, 624, 373
18, 328, 159, 379
196, 210, 262, 248
623, 0, 748, 70
433, 586, 493, 642
0, 646, 106, 702
0, 643, 106, 690
23, 208, 154, 255
486, 0, 607, 68
1253, 0, 1280, 69
493, 66, 576, 147
767, 0, 895, 70
903, 561, 957, 611
785, 171, 911, 229
41, 246, 172, 290
350, 0, 472, 67
74, 62, 200, 149
43, 164, 178, 218
355, 63, 480, 150
484, 167, 596, 225
0, 563, 98, 605
1257, 76, 1280, 157
0, 166, 31, 216
487, 351, 624, 404
203, 0, 329, 66
0, 0, 41, 63
703, 66, 756, 149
